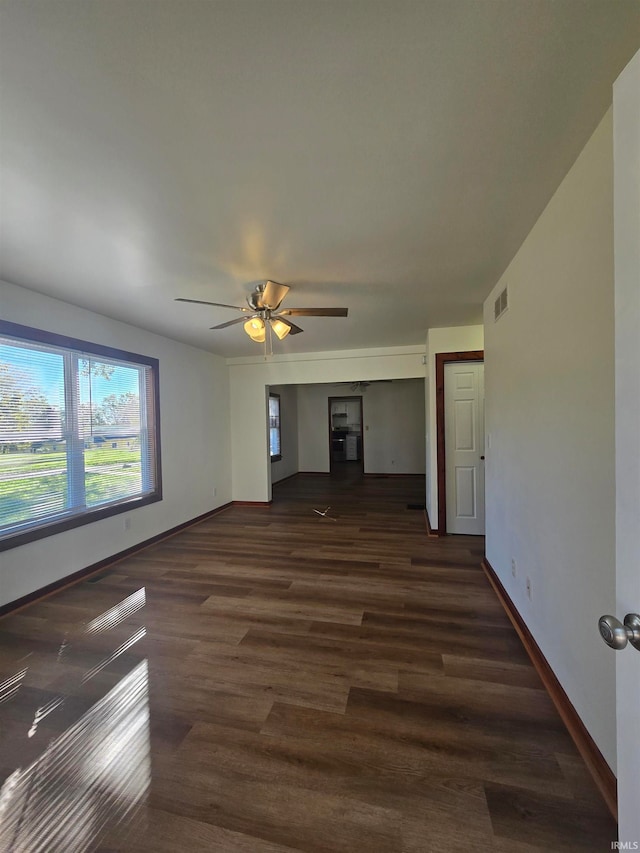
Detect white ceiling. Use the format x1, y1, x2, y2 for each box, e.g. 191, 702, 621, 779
1, 1, 638, 358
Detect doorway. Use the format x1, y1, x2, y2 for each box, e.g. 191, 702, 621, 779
328, 396, 364, 476
435, 350, 484, 534
444, 360, 485, 535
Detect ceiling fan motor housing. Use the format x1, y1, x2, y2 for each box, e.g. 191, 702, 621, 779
248, 284, 266, 310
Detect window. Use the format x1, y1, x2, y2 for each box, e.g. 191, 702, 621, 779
0, 320, 162, 551
268, 393, 281, 461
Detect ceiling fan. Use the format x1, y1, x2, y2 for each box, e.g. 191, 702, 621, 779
175, 281, 348, 343
337, 380, 393, 392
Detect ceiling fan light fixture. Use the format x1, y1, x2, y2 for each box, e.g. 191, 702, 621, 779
244, 316, 266, 342
177, 281, 348, 345
270, 318, 291, 340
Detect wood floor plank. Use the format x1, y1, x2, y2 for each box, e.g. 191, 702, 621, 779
150, 764, 402, 853
201, 594, 366, 626
484, 781, 616, 851
100, 807, 306, 853
239, 626, 443, 676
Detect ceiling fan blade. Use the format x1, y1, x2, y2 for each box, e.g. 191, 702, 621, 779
273, 316, 304, 335
279, 307, 348, 317
209, 316, 248, 330
175, 298, 249, 312
261, 280, 290, 310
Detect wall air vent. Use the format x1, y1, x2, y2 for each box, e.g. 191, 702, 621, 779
494, 286, 508, 321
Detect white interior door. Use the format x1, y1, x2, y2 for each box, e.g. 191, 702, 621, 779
613, 49, 639, 846
444, 361, 485, 535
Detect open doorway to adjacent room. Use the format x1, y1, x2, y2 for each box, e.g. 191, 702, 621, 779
328, 396, 364, 477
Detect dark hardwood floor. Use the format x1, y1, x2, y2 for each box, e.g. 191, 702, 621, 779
0, 474, 615, 851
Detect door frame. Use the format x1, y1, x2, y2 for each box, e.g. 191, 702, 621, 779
435, 350, 484, 534
612, 49, 639, 842
327, 396, 364, 473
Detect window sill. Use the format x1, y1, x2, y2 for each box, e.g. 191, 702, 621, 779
0, 491, 162, 552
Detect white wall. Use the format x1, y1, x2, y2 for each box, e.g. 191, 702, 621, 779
297, 384, 332, 472
296, 379, 426, 474
228, 345, 425, 500
425, 325, 484, 525
362, 380, 425, 474
269, 384, 299, 483
0, 280, 231, 607
483, 110, 616, 768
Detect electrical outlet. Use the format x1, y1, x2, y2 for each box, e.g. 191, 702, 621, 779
526, 576, 532, 600
124, 517, 131, 531
511, 558, 516, 578
212, 486, 217, 497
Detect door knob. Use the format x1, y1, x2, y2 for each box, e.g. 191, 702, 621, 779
598, 613, 640, 651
